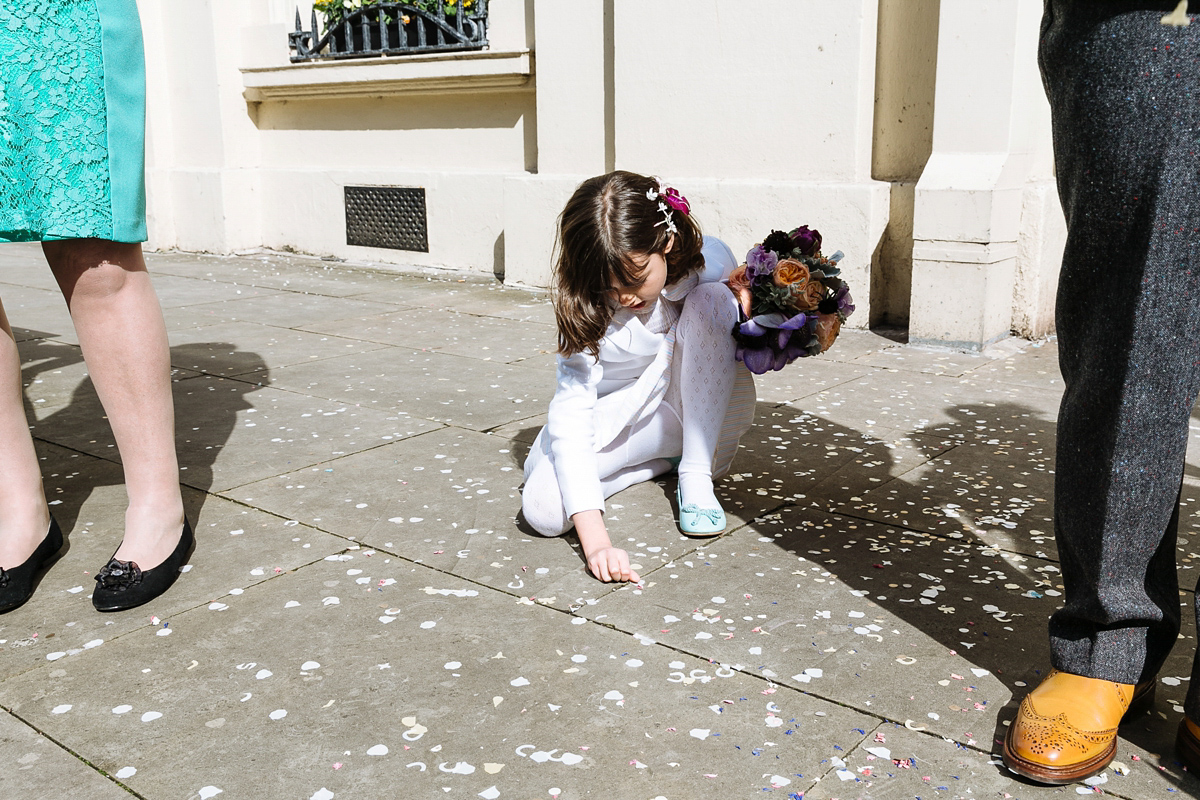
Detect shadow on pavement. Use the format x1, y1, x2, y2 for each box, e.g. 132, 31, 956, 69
19, 339, 266, 534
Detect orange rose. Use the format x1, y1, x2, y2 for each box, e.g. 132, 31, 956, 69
773, 258, 810, 289
815, 313, 841, 352
727, 265, 754, 317
728, 264, 752, 292
794, 279, 827, 311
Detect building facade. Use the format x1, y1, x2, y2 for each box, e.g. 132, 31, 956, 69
139, 0, 1063, 349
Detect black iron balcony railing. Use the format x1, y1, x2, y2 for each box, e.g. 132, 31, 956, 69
290, 1, 489, 62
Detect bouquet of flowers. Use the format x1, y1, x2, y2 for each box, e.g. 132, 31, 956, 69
728, 225, 855, 374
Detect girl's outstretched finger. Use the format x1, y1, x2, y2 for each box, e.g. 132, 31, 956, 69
591, 556, 611, 583
613, 552, 632, 582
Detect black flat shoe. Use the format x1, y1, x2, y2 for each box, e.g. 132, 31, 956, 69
0, 516, 64, 614
92, 519, 195, 612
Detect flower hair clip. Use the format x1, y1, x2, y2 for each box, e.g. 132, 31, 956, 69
646, 180, 690, 236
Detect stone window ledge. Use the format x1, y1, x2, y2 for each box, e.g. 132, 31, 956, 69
241, 49, 532, 102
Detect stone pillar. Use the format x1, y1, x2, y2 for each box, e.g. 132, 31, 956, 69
139, 0, 274, 252
909, 0, 1060, 348
502, 0, 608, 287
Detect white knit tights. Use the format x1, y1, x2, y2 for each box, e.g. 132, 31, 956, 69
667, 280, 748, 511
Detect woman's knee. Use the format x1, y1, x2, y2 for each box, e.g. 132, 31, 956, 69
43, 239, 146, 301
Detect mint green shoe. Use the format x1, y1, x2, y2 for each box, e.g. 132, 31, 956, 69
676, 485, 726, 537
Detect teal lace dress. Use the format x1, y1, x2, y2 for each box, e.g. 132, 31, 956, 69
0, 0, 147, 243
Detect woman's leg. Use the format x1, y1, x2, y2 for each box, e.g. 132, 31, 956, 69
42, 239, 183, 568
673, 281, 743, 509
0, 297, 52, 568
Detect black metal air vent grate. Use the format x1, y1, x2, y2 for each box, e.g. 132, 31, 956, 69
344, 186, 428, 252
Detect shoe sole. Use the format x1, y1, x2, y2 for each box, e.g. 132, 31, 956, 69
1178, 718, 1200, 772
1001, 681, 1156, 785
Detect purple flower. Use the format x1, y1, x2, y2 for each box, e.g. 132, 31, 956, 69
737, 344, 777, 375
788, 225, 822, 257
662, 187, 690, 215
737, 317, 770, 338
835, 284, 855, 317
746, 245, 778, 279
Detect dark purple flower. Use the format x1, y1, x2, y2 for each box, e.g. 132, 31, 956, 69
761, 230, 794, 256
746, 245, 778, 279
788, 225, 822, 257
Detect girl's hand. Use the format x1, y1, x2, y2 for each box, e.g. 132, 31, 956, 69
586, 546, 641, 584
571, 509, 641, 583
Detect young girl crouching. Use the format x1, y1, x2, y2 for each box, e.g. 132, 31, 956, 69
521, 171, 756, 583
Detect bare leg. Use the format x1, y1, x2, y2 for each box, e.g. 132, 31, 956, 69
42, 239, 183, 569
0, 297, 51, 568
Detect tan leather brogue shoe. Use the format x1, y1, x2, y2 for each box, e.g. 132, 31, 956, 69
1002, 669, 1155, 785
1178, 716, 1200, 774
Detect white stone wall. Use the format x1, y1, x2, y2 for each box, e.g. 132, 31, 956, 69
137, 0, 1065, 347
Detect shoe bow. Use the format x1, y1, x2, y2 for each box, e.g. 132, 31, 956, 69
0, 567, 8, 589
680, 504, 723, 524
95, 558, 143, 592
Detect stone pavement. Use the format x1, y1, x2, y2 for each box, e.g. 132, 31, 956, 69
0, 243, 1198, 800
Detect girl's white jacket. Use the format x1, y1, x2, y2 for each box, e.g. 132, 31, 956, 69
524, 236, 737, 518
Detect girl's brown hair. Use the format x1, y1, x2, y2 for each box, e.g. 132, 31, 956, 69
553, 171, 704, 358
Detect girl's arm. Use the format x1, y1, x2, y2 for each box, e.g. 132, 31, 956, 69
546, 352, 639, 583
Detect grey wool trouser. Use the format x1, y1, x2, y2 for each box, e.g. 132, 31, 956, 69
1040, 0, 1200, 719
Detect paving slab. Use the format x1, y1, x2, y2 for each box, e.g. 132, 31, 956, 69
578, 521, 1031, 744
29, 372, 441, 493
0, 284, 75, 344
4, 246, 1199, 798
964, 338, 1065, 393
727, 404, 960, 514
815, 328, 901, 364
0, 243, 60, 290
221, 428, 708, 612
20, 339, 203, 417
346, 276, 556, 325
803, 719, 1200, 800
0, 710, 131, 800
752, 356, 879, 406
149, 273, 284, 309
851, 339, 1024, 378
837, 438, 1056, 561
182, 291, 401, 330
166, 321, 390, 378
0, 443, 346, 682
0, 555, 878, 799
300, 307, 557, 364
147, 250, 402, 298
243, 347, 555, 432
